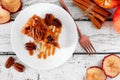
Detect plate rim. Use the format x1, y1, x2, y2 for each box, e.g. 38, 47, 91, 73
11, 3, 78, 70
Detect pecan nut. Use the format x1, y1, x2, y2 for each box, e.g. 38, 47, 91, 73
13, 63, 25, 72
47, 35, 54, 43
45, 14, 54, 26
5, 57, 14, 68
52, 18, 62, 28
25, 42, 36, 50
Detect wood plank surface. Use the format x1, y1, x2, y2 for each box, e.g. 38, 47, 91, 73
0, 54, 119, 80
0, 21, 120, 53
10, 0, 115, 20
0, 0, 119, 53
0, 0, 120, 80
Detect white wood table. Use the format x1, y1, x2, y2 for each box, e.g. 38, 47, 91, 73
0, 0, 120, 80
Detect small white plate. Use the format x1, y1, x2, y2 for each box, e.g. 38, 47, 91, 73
11, 3, 78, 70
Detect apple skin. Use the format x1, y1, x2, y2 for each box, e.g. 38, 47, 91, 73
93, 0, 119, 9
113, 7, 120, 33
86, 66, 107, 80
87, 66, 103, 70
102, 54, 120, 78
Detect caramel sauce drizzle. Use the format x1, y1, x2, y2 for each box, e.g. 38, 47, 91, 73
29, 50, 34, 56
22, 14, 62, 59
37, 26, 61, 59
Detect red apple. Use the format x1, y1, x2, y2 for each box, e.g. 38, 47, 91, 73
86, 66, 106, 80
93, 0, 119, 9
0, 6, 10, 24
113, 7, 120, 33
1, 0, 22, 13
102, 54, 120, 78
0, 1, 1, 5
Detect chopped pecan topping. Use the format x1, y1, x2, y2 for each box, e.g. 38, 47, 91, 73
53, 42, 59, 47
47, 35, 54, 43
25, 26, 30, 30
47, 35, 59, 47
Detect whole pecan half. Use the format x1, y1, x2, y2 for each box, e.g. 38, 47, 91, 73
25, 42, 36, 50
52, 18, 62, 28
45, 14, 54, 26
13, 63, 25, 72
5, 57, 14, 68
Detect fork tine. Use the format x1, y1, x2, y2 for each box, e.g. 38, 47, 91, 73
84, 42, 93, 55
85, 41, 94, 55
87, 40, 96, 53
81, 43, 90, 55
90, 43, 96, 53
83, 47, 90, 55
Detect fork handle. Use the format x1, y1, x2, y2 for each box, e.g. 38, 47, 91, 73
59, 0, 82, 37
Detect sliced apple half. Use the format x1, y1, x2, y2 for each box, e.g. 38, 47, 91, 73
102, 54, 120, 78
1, 0, 22, 13
0, 6, 10, 24
86, 66, 106, 80
93, 0, 118, 9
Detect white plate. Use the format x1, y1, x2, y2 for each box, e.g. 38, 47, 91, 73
11, 3, 78, 70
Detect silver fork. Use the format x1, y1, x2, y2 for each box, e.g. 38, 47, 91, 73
59, 0, 96, 55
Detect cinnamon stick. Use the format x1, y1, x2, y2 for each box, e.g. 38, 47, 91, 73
73, 1, 105, 22
73, 0, 111, 17
89, 15, 102, 29
73, 1, 102, 29
85, 0, 111, 17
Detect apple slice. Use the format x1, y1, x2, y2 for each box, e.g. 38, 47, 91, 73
1, 0, 22, 13
102, 54, 120, 78
0, 6, 10, 24
93, 0, 119, 9
86, 66, 106, 80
